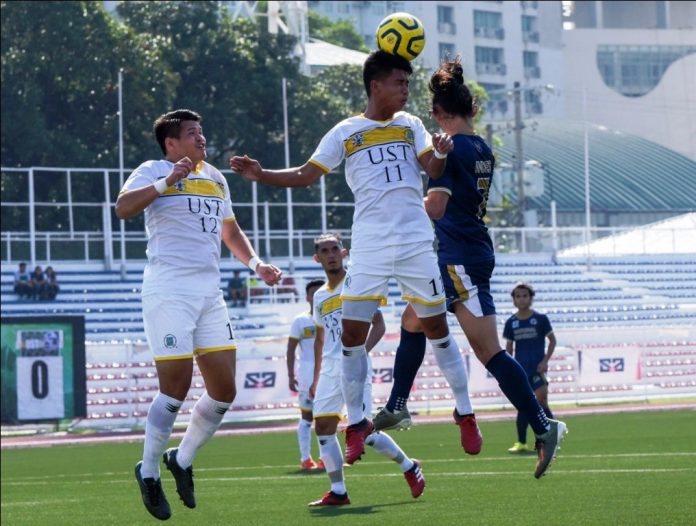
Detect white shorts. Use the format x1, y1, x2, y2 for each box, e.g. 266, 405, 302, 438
342, 241, 447, 321
313, 356, 373, 419
142, 291, 236, 362
298, 390, 313, 412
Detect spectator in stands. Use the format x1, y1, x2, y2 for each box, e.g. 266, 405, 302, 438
115, 109, 282, 521
503, 282, 557, 453
30, 265, 47, 300
286, 278, 325, 471
227, 270, 247, 307
44, 266, 60, 300
13, 262, 32, 299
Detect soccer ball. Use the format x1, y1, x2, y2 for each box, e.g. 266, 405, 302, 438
376, 12, 426, 61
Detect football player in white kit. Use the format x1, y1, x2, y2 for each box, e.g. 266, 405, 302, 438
116, 109, 282, 520
306, 233, 425, 507
286, 278, 326, 471
230, 50, 479, 466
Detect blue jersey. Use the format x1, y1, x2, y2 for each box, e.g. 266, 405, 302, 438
427, 133, 494, 265
503, 311, 553, 376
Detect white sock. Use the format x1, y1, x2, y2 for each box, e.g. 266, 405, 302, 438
317, 434, 346, 494
176, 392, 231, 469
297, 418, 312, 461
430, 335, 474, 415
341, 345, 368, 425
141, 392, 182, 479
366, 431, 414, 472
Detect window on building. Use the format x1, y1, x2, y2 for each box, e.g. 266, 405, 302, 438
437, 5, 456, 35
596, 45, 696, 97
480, 82, 508, 114
439, 43, 457, 60
522, 15, 539, 42
523, 51, 540, 78
475, 46, 506, 75
524, 90, 543, 114
474, 10, 504, 39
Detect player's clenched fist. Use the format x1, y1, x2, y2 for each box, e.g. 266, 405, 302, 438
432, 132, 454, 156
169, 157, 193, 184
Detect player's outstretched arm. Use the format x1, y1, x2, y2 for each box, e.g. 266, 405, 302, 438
222, 220, 282, 286
229, 155, 324, 188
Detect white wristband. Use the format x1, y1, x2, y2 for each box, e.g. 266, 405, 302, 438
247, 256, 263, 272
153, 178, 169, 194
433, 149, 448, 160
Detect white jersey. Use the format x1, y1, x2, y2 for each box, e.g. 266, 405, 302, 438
288, 312, 317, 392
309, 112, 435, 251
312, 277, 345, 361
120, 160, 234, 297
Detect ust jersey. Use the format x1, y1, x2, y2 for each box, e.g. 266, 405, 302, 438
427, 133, 495, 265
312, 278, 345, 361
120, 160, 235, 297
309, 112, 435, 251
288, 312, 317, 392
503, 311, 553, 375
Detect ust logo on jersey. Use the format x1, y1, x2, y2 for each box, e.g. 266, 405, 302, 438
163, 334, 177, 348
302, 326, 316, 338
244, 371, 277, 388
352, 134, 364, 147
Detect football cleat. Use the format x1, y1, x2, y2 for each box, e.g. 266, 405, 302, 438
315, 458, 326, 470
508, 442, 529, 453
534, 419, 568, 478
344, 418, 374, 465
163, 448, 196, 509
453, 410, 483, 455
308, 490, 351, 507
300, 458, 320, 471
135, 461, 171, 521
373, 406, 412, 431
404, 459, 426, 498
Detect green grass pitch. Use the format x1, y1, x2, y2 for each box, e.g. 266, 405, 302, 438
2, 409, 695, 525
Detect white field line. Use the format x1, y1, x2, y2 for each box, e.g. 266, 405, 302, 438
3, 451, 695, 484
3, 468, 695, 491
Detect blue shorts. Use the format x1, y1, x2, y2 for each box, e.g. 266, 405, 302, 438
528, 372, 548, 391
439, 259, 496, 317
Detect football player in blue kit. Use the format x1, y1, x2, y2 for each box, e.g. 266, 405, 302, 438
374, 57, 567, 478
504, 282, 556, 453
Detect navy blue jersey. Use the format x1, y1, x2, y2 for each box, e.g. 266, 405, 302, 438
427, 133, 494, 265
503, 311, 553, 376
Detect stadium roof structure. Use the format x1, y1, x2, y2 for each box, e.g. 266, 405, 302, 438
304, 38, 368, 74
494, 119, 696, 213
559, 212, 696, 256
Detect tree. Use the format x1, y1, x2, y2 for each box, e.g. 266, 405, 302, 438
308, 11, 369, 52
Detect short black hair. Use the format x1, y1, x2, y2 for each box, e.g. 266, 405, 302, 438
363, 50, 413, 96
305, 279, 325, 294
511, 282, 536, 297
153, 109, 202, 155
313, 232, 343, 252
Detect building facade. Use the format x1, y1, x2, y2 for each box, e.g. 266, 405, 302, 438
308, 1, 565, 120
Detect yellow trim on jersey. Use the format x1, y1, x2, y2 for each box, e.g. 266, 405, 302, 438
340, 294, 388, 306
325, 276, 345, 293
308, 159, 331, 173
447, 265, 470, 301
319, 295, 342, 316
194, 345, 237, 355
223, 217, 236, 222
418, 146, 434, 158
154, 353, 193, 362
402, 295, 446, 306
161, 178, 225, 198
344, 126, 415, 158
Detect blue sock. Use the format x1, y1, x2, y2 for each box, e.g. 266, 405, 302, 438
516, 412, 528, 443
385, 328, 426, 412
485, 351, 550, 435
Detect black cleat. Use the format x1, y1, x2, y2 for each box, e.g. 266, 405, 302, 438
163, 448, 196, 508
135, 461, 171, 521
